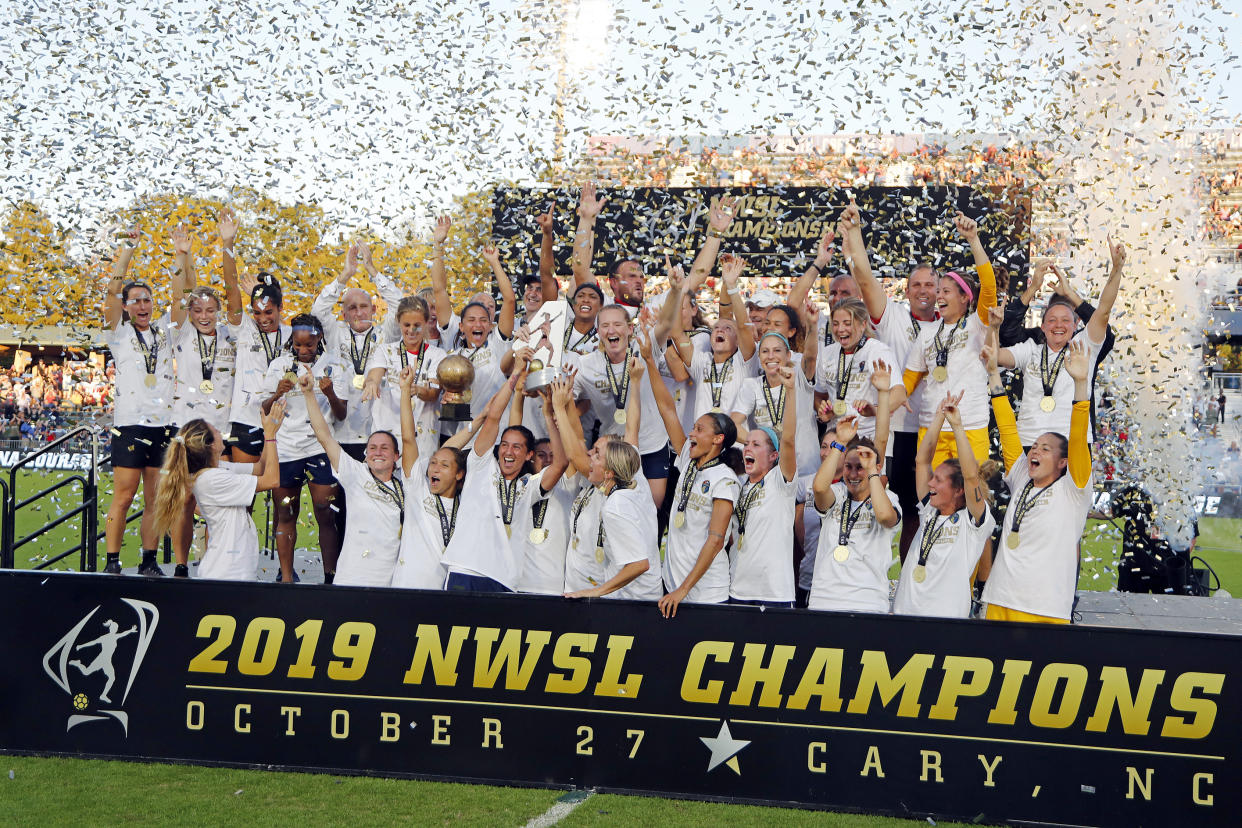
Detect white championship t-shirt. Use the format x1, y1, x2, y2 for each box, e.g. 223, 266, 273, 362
371, 341, 446, 460
905, 313, 990, 431
263, 353, 347, 462
664, 443, 740, 603
892, 501, 995, 618
441, 450, 526, 589
733, 373, 818, 472
603, 485, 663, 601
108, 316, 175, 427
193, 462, 260, 581
874, 297, 932, 434
563, 475, 607, 592
728, 466, 797, 603
814, 337, 901, 439
689, 348, 757, 421
332, 454, 403, 587
229, 316, 293, 429
1008, 330, 1103, 446
390, 456, 453, 590
574, 350, 667, 456
809, 483, 902, 613
982, 455, 1092, 620
795, 474, 823, 592
513, 468, 572, 595
172, 324, 238, 430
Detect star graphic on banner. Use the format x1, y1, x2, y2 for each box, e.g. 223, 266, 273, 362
700, 720, 750, 775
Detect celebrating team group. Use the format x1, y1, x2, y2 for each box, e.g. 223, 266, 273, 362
101, 185, 1124, 625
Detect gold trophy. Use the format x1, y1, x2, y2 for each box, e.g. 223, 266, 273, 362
437, 355, 475, 422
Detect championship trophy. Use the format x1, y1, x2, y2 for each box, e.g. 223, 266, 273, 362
437, 354, 475, 421
521, 299, 570, 394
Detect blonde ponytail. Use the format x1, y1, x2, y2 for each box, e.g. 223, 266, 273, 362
152, 420, 215, 536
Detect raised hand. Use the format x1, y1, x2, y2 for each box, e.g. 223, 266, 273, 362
534, 208, 554, 234
317, 374, 334, 395
637, 325, 655, 362
835, 414, 858, 444
357, 241, 374, 271
664, 253, 685, 291
1064, 338, 1090, 381
397, 365, 415, 393
297, 372, 314, 394
217, 208, 238, 245
482, 245, 501, 268
551, 372, 574, 410
720, 252, 746, 288
343, 243, 359, 280
578, 182, 606, 221
432, 216, 451, 245
856, 445, 879, 474
709, 195, 738, 232
839, 201, 862, 231
869, 358, 891, 392
239, 272, 258, 299
779, 364, 796, 390
172, 224, 192, 257
815, 228, 835, 264
1107, 235, 1126, 271
261, 399, 286, 436
954, 211, 979, 240
939, 390, 964, 427
986, 304, 1004, 331
629, 354, 645, 382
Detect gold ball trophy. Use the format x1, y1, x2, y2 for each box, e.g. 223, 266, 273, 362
437, 355, 476, 422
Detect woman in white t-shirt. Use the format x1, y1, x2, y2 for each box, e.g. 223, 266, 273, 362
814, 298, 901, 440
732, 331, 819, 472
647, 343, 743, 616
101, 230, 177, 577
809, 415, 902, 613
363, 295, 446, 460
151, 402, 285, 581
893, 393, 995, 618
729, 364, 799, 607
300, 373, 405, 588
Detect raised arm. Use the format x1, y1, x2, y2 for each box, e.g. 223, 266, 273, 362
571, 183, 605, 287
396, 365, 421, 476
800, 300, 820, 380
813, 415, 856, 513
430, 216, 453, 328
914, 400, 946, 501
1085, 237, 1124, 344
1064, 339, 1093, 489
359, 241, 403, 329
837, 203, 884, 319
1000, 260, 1044, 347
103, 229, 139, 329
299, 373, 342, 468
868, 357, 892, 461
956, 212, 996, 324
313, 242, 356, 321
473, 364, 526, 455
551, 372, 590, 475
535, 208, 559, 300
685, 195, 737, 288
169, 225, 192, 327
860, 443, 898, 528
539, 392, 570, 492
778, 364, 798, 482
484, 244, 516, 339
254, 401, 286, 492
982, 324, 1022, 473
787, 227, 835, 315
218, 208, 242, 325
641, 327, 686, 452
720, 254, 755, 360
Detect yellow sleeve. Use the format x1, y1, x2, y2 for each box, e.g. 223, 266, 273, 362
902, 369, 925, 396
974, 261, 997, 325
990, 392, 1022, 472
1068, 400, 1092, 488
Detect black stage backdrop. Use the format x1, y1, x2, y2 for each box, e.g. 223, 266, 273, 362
0, 571, 1235, 827
491, 185, 1030, 288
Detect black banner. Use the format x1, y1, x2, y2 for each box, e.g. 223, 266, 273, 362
0, 571, 1235, 826
492, 185, 1030, 286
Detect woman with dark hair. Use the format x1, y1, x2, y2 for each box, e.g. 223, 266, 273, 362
648, 343, 743, 616
151, 403, 285, 581
102, 229, 177, 576
261, 313, 347, 583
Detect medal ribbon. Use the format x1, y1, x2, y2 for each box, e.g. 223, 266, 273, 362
1039, 342, 1069, 397
761, 381, 785, 425
403, 343, 428, 385
734, 479, 765, 537
932, 318, 966, 373
707, 358, 731, 409
259, 329, 283, 365
369, 471, 405, 527
1008, 479, 1049, 536
497, 475, 521, 527
675, 456, 723, 519
349, 329, 374, 377
196, 330, 217, 381
917, 512, 952, 568
571, 487, 596, 536
563, 323, 597, 354
835, 335, 867, 403
531, 497, 549, 530
837, 494, 872, 549
434, 495, 458, 547
604, 357, 631, 413
133, 325, 160, 378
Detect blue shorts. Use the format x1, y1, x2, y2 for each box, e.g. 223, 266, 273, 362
728, 597, 795, 609
640, 446, 671, 481
279, 454, 336, 489
226, 422, 264, 457
445, 572, 512, 593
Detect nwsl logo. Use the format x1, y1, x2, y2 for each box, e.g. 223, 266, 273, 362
42, 598, 159, 736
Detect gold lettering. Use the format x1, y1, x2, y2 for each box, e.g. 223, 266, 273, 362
330, 709, 349, 740
432, 714, 451, 745
847, 651, 935, 717
594, 635, 644, 698
787, 648, 845, 712
1084, 667, 1165, 735
808, 742, 827, 773
1125, 767, 1152, 801
928, 656, 994, 721
482, 717, 503, 749
860, 745, 885, 777
680, 641, 734, 704
380, 712, 400, 742
728, 643, 796, 708
1028, 663, 1088, 729
920, 750, 943, 783
472, 628, 551, 691
987, 659, 1032, 725
280, 706, 300, 736
233, 703, 251, 734
576, 725, 594, 755
1160, 672, 1224, 739
402, 624, 469, 686
978, 754, 1002, 787
1192, 772, 1214, 806
185, 700, 205, 731
544, 633, 598, 695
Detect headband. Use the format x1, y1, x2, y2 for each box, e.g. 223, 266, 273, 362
291, 324, 320, 334
945, 271, 973, 302
755, 425, 781, 451
759, 331, 790, 349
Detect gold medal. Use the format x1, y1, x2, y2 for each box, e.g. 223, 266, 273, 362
931, 366, 948, 382
529, 528, 549, 545
710, 407, 723, 414
1039, 395, 1056, 413
572, 537, 580, 550
199, 379, 214, 394
284, 370, 298, 384
614, 409, 627, 425
505, 525, 512, 539
353, 374, 366, 390
673, 512, 686, 529
833, 544, 850, 562
595, 546, 605, 564
913, 564, 927, 584
1006, 532, 1020, 550
144, 374, 157, 388
833, 400, 847, 416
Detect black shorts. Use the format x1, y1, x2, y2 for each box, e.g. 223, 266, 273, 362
887, 430, 919, 516
641, 445, 672, 481
340, 443, 367, 463
226, 422, 264, 457
279, 454, 337, 489
111, 425, 176, 469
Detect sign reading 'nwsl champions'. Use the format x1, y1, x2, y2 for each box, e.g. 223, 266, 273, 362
0, 571, 1235, 826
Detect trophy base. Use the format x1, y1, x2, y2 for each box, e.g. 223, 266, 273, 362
439, 402, 472, 422
525, 366, 558, 394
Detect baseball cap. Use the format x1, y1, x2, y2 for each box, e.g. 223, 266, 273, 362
746, 289, 780, 308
